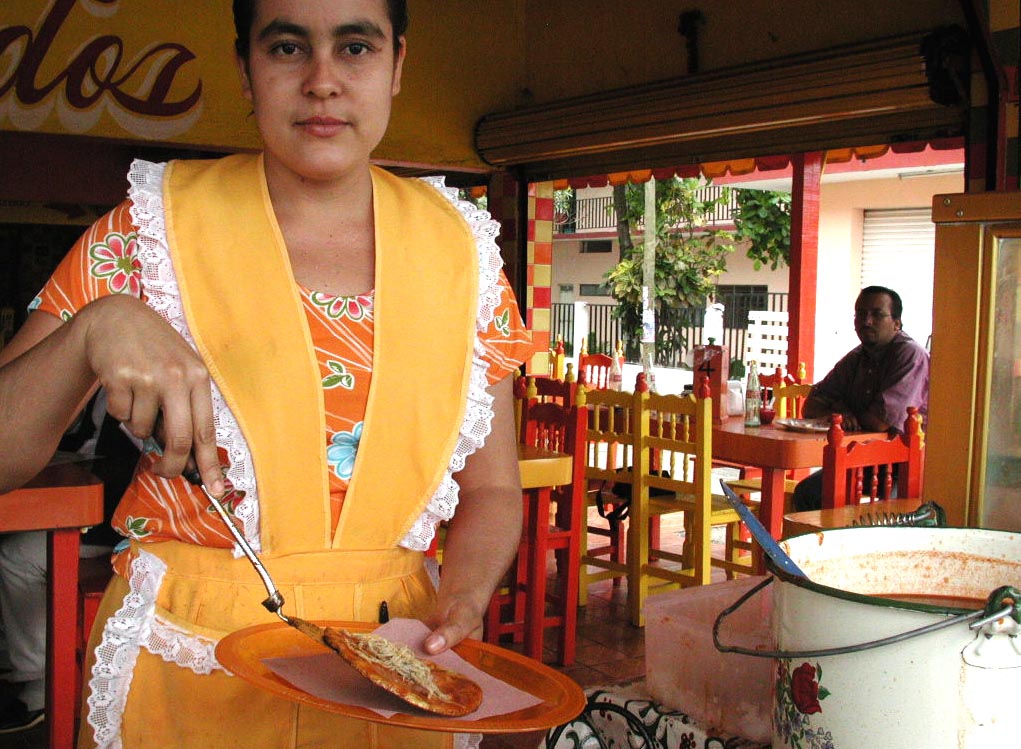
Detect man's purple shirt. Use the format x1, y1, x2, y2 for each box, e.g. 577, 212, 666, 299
809, 330, 929, 432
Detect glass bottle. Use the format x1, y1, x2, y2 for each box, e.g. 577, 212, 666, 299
609, 349, 623, 391
744, 360, 761, 426
641, 345, 657, 393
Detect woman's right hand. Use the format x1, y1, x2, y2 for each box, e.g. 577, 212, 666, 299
76, 295, 224, 493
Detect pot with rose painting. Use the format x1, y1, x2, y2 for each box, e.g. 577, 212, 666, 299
767, 526, 1021, 749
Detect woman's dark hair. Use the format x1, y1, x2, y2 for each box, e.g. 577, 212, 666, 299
233, 0, 408, 59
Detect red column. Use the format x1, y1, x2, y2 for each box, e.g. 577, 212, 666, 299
787, 152, 823, 382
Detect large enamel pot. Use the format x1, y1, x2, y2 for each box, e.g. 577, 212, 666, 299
766, 527, 1021, 749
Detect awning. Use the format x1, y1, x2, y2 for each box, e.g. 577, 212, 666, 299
551, 138, 964, 188
476, 29, 968, 184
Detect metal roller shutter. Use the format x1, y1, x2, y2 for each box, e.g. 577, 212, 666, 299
860, 208, 934, 349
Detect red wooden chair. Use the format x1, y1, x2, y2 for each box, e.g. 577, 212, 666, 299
485, 390, 587, 666
578, 352, 614, 391
821, 408, 925, 509
515, 373, 578, 440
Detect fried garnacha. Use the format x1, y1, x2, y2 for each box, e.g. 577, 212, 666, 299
323, 627, 483, 717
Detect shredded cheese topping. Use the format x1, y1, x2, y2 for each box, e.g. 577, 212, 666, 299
352, 633, 450, 701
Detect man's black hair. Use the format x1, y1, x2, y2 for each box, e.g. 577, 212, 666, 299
858, 285, 903, 321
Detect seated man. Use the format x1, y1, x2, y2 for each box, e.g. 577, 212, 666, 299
792, 285, 929, 511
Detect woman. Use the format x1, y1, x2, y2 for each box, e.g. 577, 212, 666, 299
0, 0, 533, 746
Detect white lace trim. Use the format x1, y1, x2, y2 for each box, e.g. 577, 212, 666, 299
127, 159, 262, 552
85, 550, 225, 748
85, 555, 481, 749
399, 177, 503, 551
126, 161, 503, 554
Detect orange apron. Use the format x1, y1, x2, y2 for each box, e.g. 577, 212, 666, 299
79, 154, 480, 748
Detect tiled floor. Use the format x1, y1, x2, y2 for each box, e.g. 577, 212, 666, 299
479, 509, 727, 749
478, 571, 644, 749
1, 510, 730, 749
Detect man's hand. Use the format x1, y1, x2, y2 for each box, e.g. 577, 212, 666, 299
837, 411, 861, 431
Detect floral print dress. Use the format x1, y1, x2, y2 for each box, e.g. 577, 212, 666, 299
33, 199, 534, 559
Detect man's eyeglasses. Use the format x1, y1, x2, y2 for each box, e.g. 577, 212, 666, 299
854, 310, 892, 322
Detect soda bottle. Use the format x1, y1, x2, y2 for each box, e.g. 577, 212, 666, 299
744, 360, 761, 426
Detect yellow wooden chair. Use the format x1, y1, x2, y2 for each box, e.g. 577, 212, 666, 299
773, 381, 813, 419
548, 337, 566, 380
577, 382, 637, 606
627, 377, 753, 626
726, 379, 815, 504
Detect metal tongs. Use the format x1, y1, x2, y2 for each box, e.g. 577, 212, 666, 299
184, 468, 330, 644
141, 437, 325, 643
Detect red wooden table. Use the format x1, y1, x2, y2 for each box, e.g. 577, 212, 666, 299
712, 421, 884, 541
0, 462, 103, 749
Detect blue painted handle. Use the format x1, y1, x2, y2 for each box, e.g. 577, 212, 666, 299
721, 482, 807, 578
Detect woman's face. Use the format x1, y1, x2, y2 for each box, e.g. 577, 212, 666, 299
237, 0, 405, 183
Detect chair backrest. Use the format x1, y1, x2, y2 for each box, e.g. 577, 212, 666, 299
580, 383, 638, 491
638, 389, 713, 506
548, 338, 566, 380
758, 365, 796, 407
520, 399, 587, 486
773, 382, 813, 419
821, 408, 925, 509
758, 366, 793, 392
516, 374, 578, 442
635, 377, 715, 586
744, 310, 789, 372
578, 352, 614, 390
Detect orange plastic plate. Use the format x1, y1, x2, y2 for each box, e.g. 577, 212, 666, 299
215, 620, 585, 733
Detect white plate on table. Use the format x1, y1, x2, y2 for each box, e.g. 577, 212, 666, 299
773, 418, 830, 433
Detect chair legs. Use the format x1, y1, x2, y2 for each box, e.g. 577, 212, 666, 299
484, 487, 579, 666
578, 499, 628, 607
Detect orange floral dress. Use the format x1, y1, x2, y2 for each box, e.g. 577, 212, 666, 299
33, 199, 534, 567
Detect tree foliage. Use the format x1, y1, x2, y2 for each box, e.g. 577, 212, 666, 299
733, 188, 791, 270
604, 178, 734, 347
553, 187, 574, 219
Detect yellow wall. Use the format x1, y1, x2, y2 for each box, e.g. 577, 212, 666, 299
0, 0, 528, 169
384, 0, 527, 170
1, 0, 968, 171
814, 172, 965, 374
0, 1, 255, 150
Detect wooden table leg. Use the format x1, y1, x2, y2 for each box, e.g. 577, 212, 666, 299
46, 528, 81, 749
752, 468, 789, 573
524, 487, 550, 661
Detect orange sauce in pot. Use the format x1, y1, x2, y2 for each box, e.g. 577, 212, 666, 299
875, 593, 985, 609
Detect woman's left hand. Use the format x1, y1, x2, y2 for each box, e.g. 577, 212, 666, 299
421, 375, 522, 654
421, 597, 485, 655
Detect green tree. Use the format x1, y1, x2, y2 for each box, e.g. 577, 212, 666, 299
733, 188, 791, 270
604, 178, 734, 358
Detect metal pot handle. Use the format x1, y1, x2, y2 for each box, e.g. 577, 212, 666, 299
713, 578, 1018, 660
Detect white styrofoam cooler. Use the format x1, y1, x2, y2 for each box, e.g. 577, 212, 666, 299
644, 576, 774, 744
